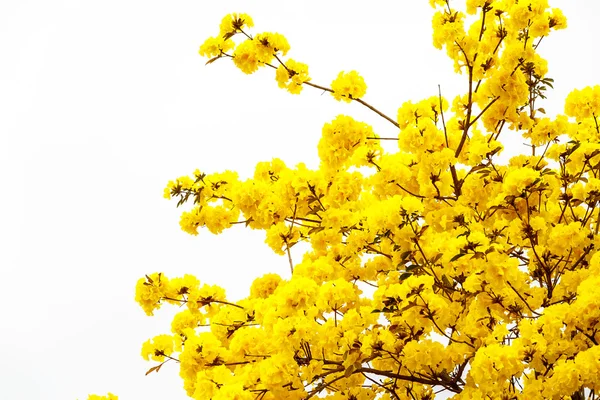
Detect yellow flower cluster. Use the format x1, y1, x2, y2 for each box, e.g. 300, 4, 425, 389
565, 85, 600, 120
198, 13, 311, 94
198, 36, 234, 58
132, 2, 600, 399
219, 13, 254, 38
275, 59, 309, 94
330, 70, 367, 102
141, 334, 175, 362
197, 15, 377, 104
317, 115, 377, 171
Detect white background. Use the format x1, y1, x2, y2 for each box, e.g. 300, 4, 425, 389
1, 1, 598, 399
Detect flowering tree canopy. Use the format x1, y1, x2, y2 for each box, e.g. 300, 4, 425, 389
92, 1, 600, 399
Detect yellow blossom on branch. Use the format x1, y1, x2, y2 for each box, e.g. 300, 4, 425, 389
330, 70, 367, 102
124, 3, 600, 400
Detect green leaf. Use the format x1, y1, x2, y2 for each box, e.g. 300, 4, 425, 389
442, 274, 452, 288
469, 164, 487, 173
450, 253, 466, 262
399, 272, 412, 281
400, 301, 417, 312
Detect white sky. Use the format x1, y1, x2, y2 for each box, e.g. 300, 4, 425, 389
1, 1, 598, 399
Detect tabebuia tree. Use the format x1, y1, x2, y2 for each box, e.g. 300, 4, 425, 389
98, 0, 600, 399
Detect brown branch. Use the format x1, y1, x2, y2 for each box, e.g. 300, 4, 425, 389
468, 96, 500, 129
367, 136, 398, 141
438, 85, 449, 147
353, 98, 400, 128
358, 367, 462, 393
506, 281, 541, 316
396, 183, 425, 199
162, 296, 245, 309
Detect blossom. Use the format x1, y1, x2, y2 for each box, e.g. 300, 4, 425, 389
331, 70, 367, 102
275, 59, 310, 94
219, 13, 254, 38
135, 4, 600, 399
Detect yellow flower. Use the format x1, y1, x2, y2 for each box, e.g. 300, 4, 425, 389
233, 40, 261, 74
549, 8, 567, 30
275, 59, 310, 94
529, 216, 546, 231
153, 3, 600, 400
316, 279, 358, 312
179, 207, 204, 235
255, 32, 290, 61
331, 70, 367, 102
171, 309, 203, 335
502, 167, 541, 196
203, 205, 240, 234
466, 0, 491, 14
199, 36, 234, 58
250, 273, 282, 299
565, 85, 600, 121
431, 10, 466, 51
265, 221, 299, 255
141, 334, 175, 361
219, 13, 254, 38
548, 222, 588, 256
135, 272, 170, 316
317, 115, 373, 170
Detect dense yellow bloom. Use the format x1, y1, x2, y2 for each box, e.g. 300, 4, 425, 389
179, 207, 204, 235
141, 334, 175, 361
275, 59, 310, 94
465, 0, 493, 15
171, 308, 203, 335
254, 32, 290, 60
549, 7, 567, 30
250, 273, 282, 298
233, 40, 262, 74
135, 272, 170, 316
265, 221, 299, 255
219, 13, 254, 38
431, 9, 467, 51
199, 36, 234, 58
316, 278, 359, 312
523, 115, 569, 146
506, 0, 549, 31
502, 167, 541, 196
565, 85, 600, 120
318, 115, 373, 170
330, 70, 367, 102
203, 205, 240, 234
131, 4, 600, 400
